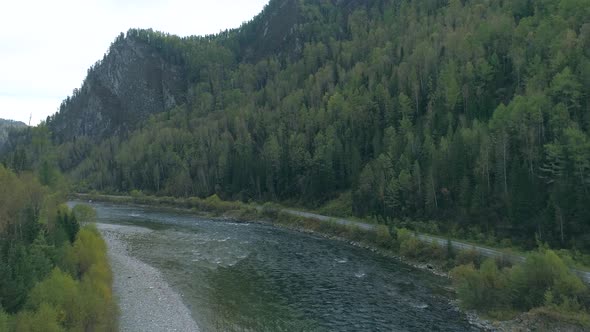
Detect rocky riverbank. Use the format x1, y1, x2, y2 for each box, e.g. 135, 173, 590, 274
97, 223, 200, 332
82, 197, 587, 331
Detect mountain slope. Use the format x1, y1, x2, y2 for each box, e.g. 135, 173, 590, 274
46, 0, 373, 143
0, 119, 26, 147
5, 0, 590, 250
47, 34, 187, 143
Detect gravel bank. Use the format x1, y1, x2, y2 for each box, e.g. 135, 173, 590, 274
97, 223, 200, 332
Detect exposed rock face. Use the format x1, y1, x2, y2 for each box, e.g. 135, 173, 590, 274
45, 0, 370, 144
48, 35, 187, 143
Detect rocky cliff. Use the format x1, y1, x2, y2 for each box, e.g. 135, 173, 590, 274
48, 35, 187, 143
44, 0, 371, 145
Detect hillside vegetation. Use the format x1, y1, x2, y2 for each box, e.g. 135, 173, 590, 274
3, 0, 590, 253
0, 119, 26, 148
0, 166, 117, 331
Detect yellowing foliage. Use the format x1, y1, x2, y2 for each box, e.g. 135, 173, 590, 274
3, 225, 117, 332
72, 225, 107, 276
452, 250, 590, 322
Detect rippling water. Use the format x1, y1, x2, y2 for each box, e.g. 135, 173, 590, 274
81, 201, 478, 331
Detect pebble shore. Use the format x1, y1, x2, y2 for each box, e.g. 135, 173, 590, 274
97, 223, 200, 332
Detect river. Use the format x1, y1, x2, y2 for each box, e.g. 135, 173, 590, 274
77, 201, 479, 331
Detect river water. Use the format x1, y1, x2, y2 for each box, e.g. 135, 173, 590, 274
83, 201, 478, 331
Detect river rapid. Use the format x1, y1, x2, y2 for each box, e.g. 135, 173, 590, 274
75, 201, 479, 332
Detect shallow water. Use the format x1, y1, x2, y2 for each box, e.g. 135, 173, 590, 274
78, 201, 478, 331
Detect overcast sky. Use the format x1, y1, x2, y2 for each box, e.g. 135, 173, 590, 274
0, 0, 269, 125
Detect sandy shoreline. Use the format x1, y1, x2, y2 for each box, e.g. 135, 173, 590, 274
97, 223, 200, 332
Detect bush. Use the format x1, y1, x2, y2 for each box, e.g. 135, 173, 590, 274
510, 249, 587, 311
400, 236, 421, 258
205, 194, 222, 205
79, 263, 117, 332
451, 259, 510, 312
455, 247, 481, 267
397, 228, 422, 259
261, 202, 280, 218
315, 218, 341, 234
317, 192, 353, 217
451, 264, 481, 308
129, 189, 144, 198
21, 225, 117, 332
0, 309, 9, 332
395, 228, 413, 246
201, 194, 244, 214
27, 268, 82, 329
72, 226, 107, 276
345, 224, 365, 242
499, 238, 512, 248
13, 303, 63, 332
375, 225, 392, 248
452, 249, 589, 321
425, 241, 447, 261
0, 168, 116, 331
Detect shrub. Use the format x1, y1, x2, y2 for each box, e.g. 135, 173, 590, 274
317, 192, 353, 217
27, 268, 82, 329
395, 227, 446, 260
399, 235, 421, 259
510, 250, 587, 311
452, 249, 589, 321
0, 309, 9, 332
375, 225, 392, 248
202, 194, 243, 213
261, 202, 280, 218
13, 303, 63, 332
72, 226, 107, 276
79, 264, 117, 332
499, 238, 512, 248
451, 259, 509, 311
395, 228, 413, 245
451, 264, 481, 308
425, 241, 447, 261
456, 247, 481, 267
205, 194, 222, 205
23, 225, 117, 332
316, 219, 341, 234
129, 189, 144, 198
345, 224, 364, 242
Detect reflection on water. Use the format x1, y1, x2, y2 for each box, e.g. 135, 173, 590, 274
82, 202, 477, 332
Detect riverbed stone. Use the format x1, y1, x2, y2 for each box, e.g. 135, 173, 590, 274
98, 223, 200, 332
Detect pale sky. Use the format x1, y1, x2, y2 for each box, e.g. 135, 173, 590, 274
0, 0, 269, 125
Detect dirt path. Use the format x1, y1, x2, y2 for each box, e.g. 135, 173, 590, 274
281, 209, 590, 284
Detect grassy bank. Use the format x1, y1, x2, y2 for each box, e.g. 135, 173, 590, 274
78, 192, 259, 219
77, 192, 590, 329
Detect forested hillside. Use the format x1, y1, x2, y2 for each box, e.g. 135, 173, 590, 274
48, 34, 187, 143
0, 119, 26, 148
3, 0, 590, 250
0, 166, 117, 331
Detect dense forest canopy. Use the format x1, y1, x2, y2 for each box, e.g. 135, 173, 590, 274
0, 119, 26, 148
0, 166, 117, 331
3, 0, 590, 250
